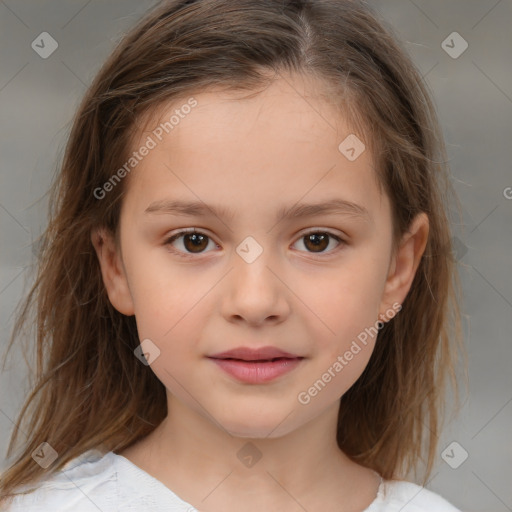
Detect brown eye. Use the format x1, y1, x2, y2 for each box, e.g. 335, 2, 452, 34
294, 231, 343, 254
165, 229, 344, 259
304, 233, 329, 252
182, 232, 209, 253
165, 230, 216, 257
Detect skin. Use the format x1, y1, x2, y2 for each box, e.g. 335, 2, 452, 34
92, 72, 429, 512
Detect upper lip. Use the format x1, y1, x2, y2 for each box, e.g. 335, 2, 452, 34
208, 346, 302, 361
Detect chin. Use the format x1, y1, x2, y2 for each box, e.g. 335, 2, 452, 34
216, 411, 298, 440
225, 424, 286, 439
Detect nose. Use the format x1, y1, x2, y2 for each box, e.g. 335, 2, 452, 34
220, 244, 291, 327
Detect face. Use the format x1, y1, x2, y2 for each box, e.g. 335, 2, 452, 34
93, 73, 427, 439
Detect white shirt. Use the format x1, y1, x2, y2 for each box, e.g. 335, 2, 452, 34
5, 449, 461, 511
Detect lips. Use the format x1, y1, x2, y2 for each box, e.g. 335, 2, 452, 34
207, 346, 304, 383
209, 346, 301, 362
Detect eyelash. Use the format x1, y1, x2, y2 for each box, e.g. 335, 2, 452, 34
164, 228, 345, 259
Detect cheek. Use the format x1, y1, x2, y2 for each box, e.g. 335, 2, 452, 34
297, 253, 388, 346
124, 254, 219, 380
133, 298, 211, 397
133, 283, 212, 347
123, 243, 212, 337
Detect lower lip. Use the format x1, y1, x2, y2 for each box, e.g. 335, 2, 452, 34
209, 357, 303, 383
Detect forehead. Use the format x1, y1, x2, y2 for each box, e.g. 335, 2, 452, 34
122, 73, 387, 222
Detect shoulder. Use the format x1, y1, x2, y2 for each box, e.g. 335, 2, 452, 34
3, 449, 194, 511
3, 449, 190, 512
366, 479, 461, 512
4, 450, 118, 511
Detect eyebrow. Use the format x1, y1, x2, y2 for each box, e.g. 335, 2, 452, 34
144, 198, 370, 223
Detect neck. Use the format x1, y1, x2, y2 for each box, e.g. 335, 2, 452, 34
119, 395, 380, 511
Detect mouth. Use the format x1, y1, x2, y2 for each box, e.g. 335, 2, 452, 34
209, 346, 302, 361
207, 346, 304, 383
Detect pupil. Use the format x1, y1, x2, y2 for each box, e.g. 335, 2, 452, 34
185, 233, 207, 252
306, 233, 328, 252
181, 233, 330, 254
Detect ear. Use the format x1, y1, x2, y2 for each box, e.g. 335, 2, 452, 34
91, 228, 135, 316
379, 212, 429, 318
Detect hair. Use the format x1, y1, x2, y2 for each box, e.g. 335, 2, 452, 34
1, 0, 463, 503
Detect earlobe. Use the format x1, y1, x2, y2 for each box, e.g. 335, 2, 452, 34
91, 228, 135, 316
379, 213, 429, 317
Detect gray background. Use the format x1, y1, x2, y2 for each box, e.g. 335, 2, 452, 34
0, 1, 511, 511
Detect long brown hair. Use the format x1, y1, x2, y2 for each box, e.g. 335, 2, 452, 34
1, 0, 463, 502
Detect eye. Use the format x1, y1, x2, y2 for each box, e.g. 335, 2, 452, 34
164, 229, 218, 258
292, 230, 344, 255
164, 228, 345, 259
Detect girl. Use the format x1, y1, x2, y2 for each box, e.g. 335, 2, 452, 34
0, 0, 463, 510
